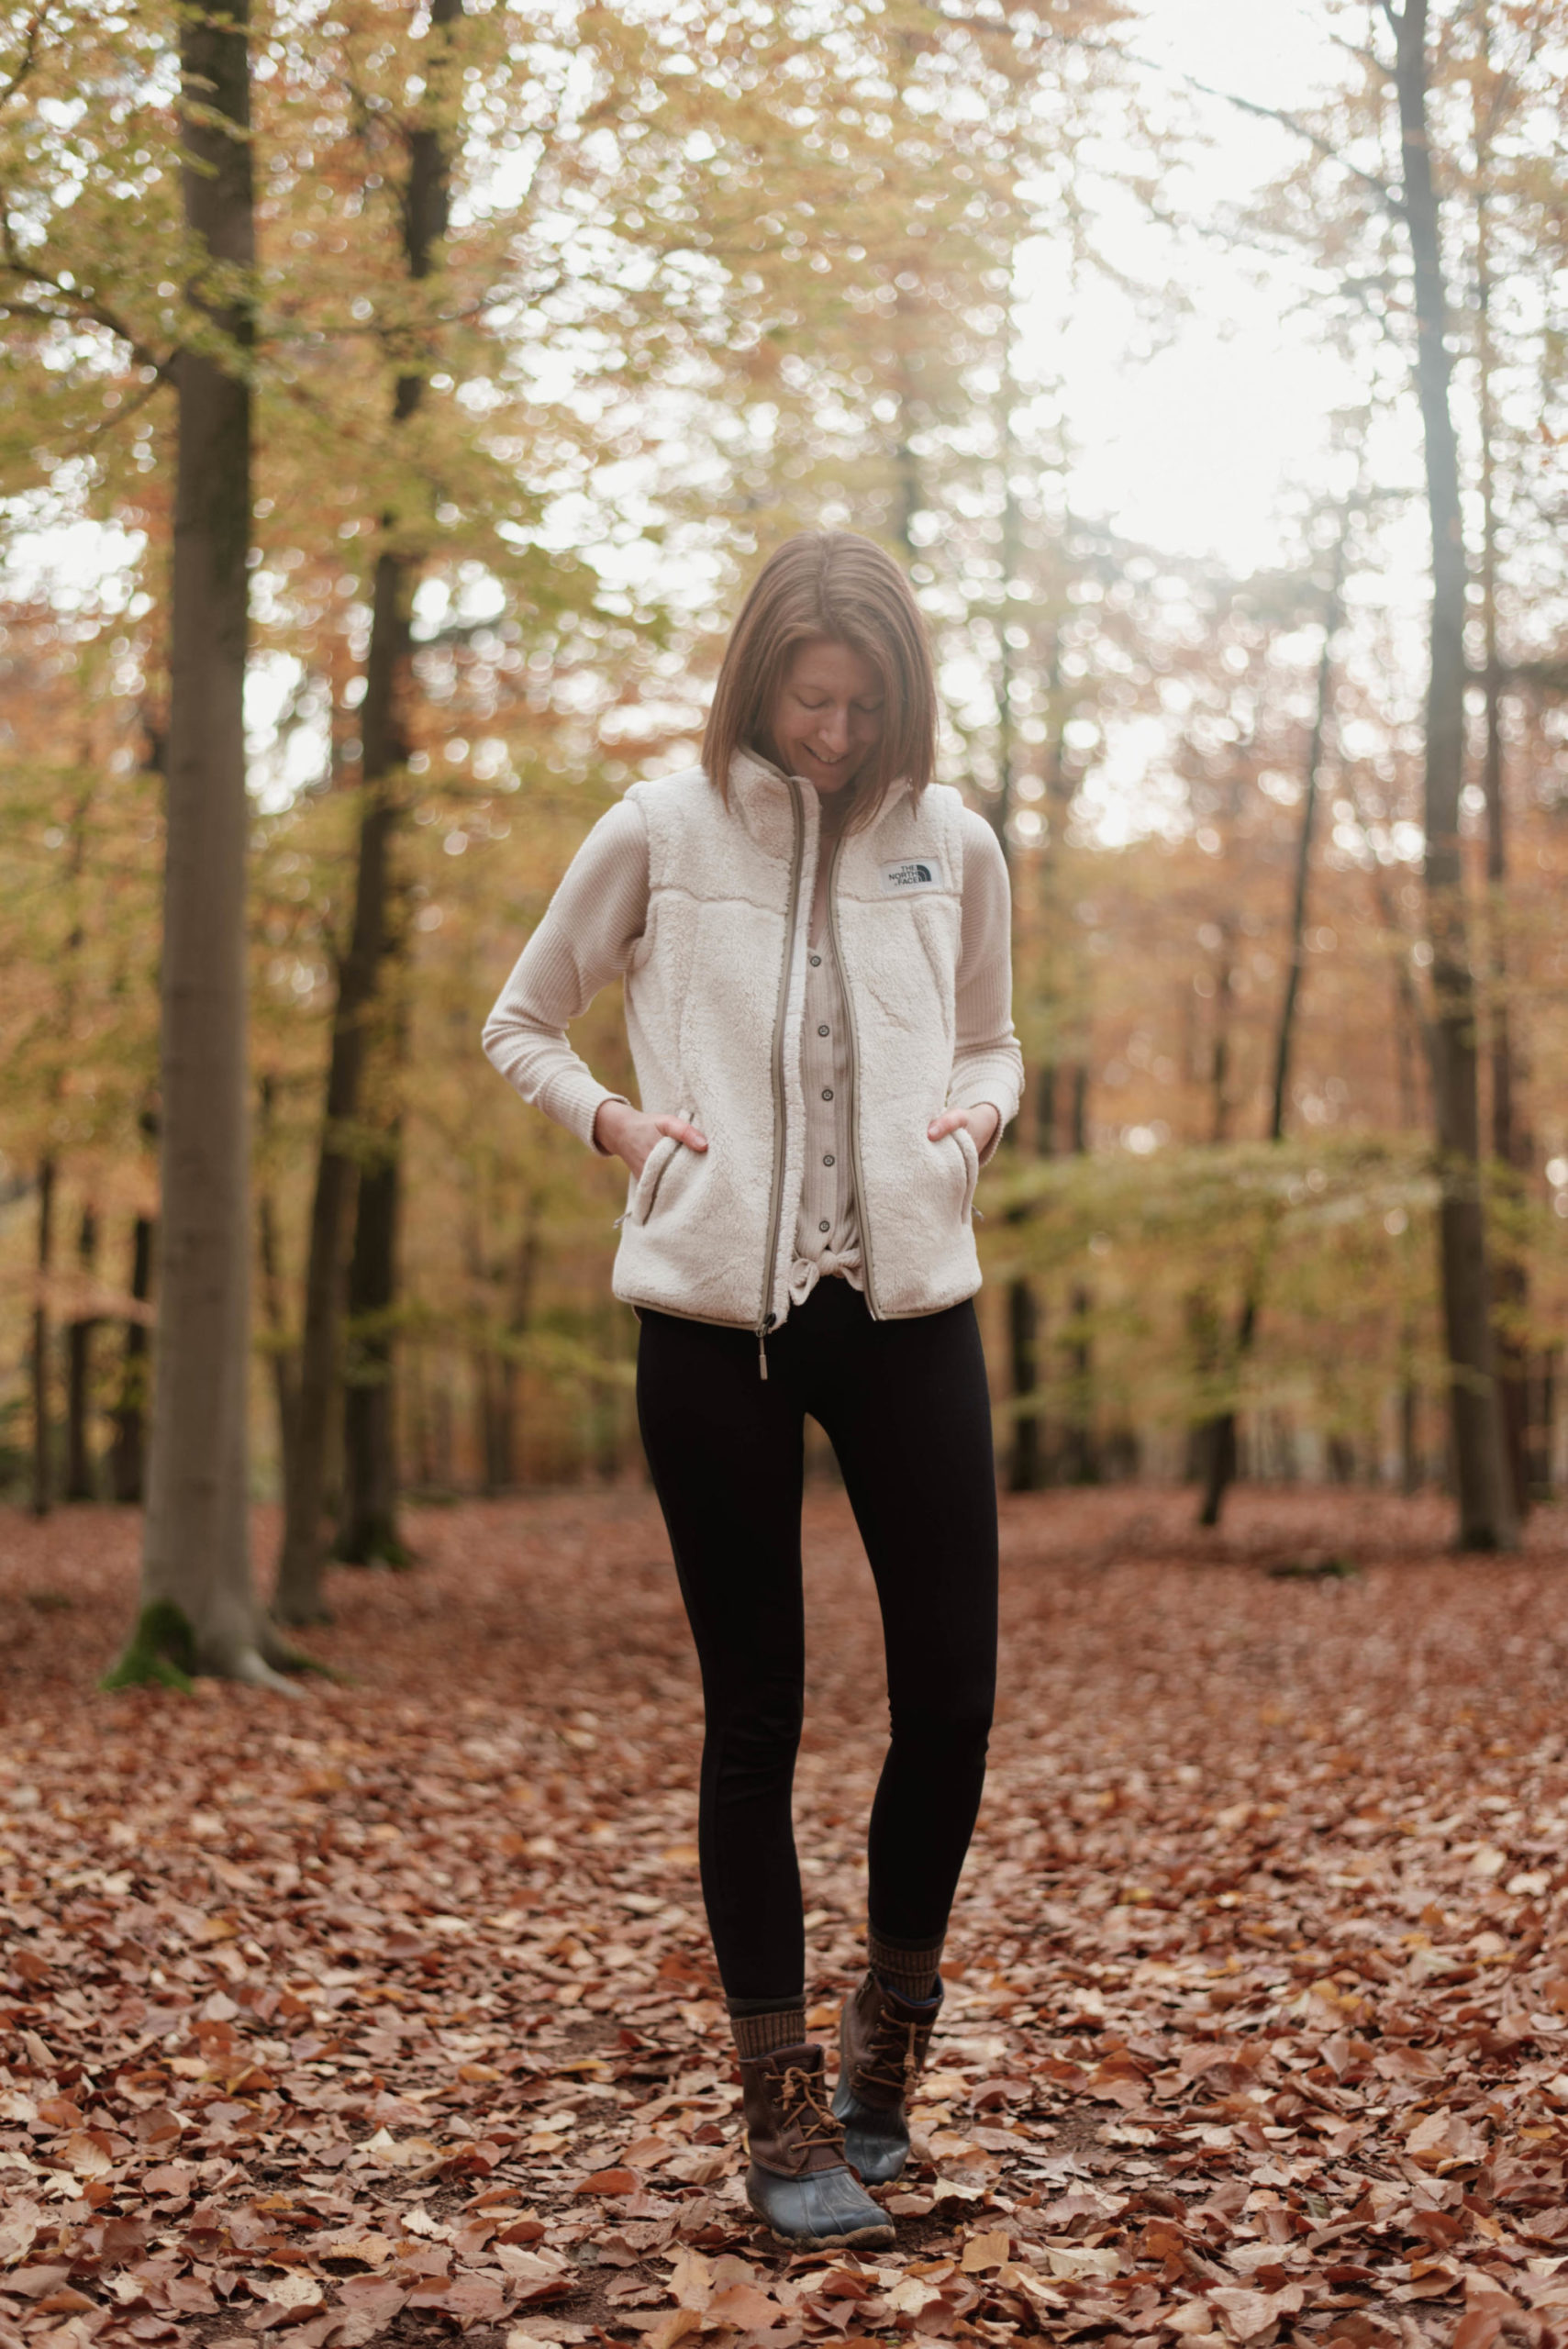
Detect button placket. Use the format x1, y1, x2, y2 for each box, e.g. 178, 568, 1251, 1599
796, 916, 861, 1278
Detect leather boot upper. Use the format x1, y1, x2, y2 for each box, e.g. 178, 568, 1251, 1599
740, 2041, 851, 2178
840, 1969, 941, 2115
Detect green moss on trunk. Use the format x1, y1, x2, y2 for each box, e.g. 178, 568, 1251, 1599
102, 1600, 198, 1693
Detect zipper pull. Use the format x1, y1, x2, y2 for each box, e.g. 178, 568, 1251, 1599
758, 1330, 768, 1381
972, 1208, 984, 1223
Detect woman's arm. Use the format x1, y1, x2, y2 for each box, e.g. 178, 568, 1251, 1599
927, 811, 1025, 1164
481, 797, 651, 1154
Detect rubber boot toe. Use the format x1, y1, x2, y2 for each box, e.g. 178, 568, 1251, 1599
746, 2158, 894, 2250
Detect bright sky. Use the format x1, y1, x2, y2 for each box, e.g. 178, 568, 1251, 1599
1029, 0, 1370, 575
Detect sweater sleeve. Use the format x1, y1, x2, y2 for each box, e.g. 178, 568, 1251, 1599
481, 796, 650, 1153
948, 809, 1025, 1164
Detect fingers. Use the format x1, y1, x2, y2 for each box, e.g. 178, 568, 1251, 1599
654, 1115, 708, 1151
927, 1108, 965, 1141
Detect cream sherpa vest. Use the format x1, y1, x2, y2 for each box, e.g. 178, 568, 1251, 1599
612, 751, 982, 1345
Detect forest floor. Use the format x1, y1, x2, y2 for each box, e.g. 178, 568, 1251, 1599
5, 1485, 1568, 2349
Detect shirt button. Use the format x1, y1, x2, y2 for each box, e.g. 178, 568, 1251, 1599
809, 953, 821, 966
818, 1220, 830, 1233
821, 1088, 833, 1101
823, 1153, 834, 1166
817, 1024, 829, 1037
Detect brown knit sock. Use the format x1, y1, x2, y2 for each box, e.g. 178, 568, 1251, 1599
867, 1927, 944, 2005
728, 2001, 807, 2059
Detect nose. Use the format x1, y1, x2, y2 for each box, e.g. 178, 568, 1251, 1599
815, 704, 850, 754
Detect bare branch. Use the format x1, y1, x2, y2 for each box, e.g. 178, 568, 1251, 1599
0, 6, 48, 112
1324, 25, 1394, 80
1173, 71, 1405, 217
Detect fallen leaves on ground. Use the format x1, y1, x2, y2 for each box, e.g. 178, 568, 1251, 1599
5, 1484, 1568, 2349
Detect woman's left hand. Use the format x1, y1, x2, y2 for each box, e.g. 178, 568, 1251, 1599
928, 1103, 1001, 1154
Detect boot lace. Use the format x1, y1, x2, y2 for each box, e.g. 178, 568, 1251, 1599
857, 2009, 924, 2099
777, 2064, 844, 2149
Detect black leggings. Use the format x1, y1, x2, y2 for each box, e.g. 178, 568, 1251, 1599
636, 1278, 998, 2005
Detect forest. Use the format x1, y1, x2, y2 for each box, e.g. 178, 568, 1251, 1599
6, 8, 1568, 2348
3, 0, 1567, 1664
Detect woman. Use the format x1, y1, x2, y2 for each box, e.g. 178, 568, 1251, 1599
484, 531, 1023, 2249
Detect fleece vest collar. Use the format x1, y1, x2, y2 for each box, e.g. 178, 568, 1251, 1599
611, 753, 982, 1350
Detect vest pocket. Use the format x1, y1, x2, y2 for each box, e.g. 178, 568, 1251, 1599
628, 1118, 698, 1228
950, 1123, 981, 1223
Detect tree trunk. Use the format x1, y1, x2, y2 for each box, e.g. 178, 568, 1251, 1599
1473, 61, 1532, 1520
110, 0, 297, 1692
1006, 1064, 1051, 1492
408, 1346, 434, 1492
30, 1158, 54, 1519
1395, 0, 1516, 1550
338, 896, 411, 1562
274, 0, 461, 1621
65, 1203, 98, 1502
1197, 531, 1346, 1526
256, 1076, 301, 1508
336, 1118, 409, 1564
477, 1350, 509, 1495
271, 800, 390, 1620
108, 1214, 153, 1505
1062, 1068, 1098, 1484
1208, 912, 1237, 1144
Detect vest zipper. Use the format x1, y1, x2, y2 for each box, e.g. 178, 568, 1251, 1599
826, 825, 881, 1321
757, 776, 806, 1378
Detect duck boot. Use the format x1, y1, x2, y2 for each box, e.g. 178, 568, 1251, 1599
832, 1970, 942, 2186
740, 2042, 895, 2250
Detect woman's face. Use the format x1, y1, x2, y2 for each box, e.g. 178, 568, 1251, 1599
766, 639, 884, 799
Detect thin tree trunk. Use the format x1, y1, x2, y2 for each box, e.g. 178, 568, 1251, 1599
1006, 1065, 1051, 1493
65, 1203, 98, 1501
1395, 919, 1424, 1497
1198, 529, 1345, 1526
1473, 52, 1532, 1519
408, 1346, 434, 1493
1538, 1346, 1559, 1498
336, 1115, 409, 1564
256, 1076, 301, 1508
507, 1217, 542, 1484
1208, 913, 1237, 1145
1394, 0, 1515, 1550
477, 1352, 507, 1495
1062, 1066, 1098, 1484
272, 796, 393, 1619
276, 0, 461, 1620
432, 1376, 453, 1492
338, 890, 411, 1563
108, 1214, 153, 1505
31, 1159, 55, 1519
1005, 1271, 1042, 1492
112, 0, 298, 1689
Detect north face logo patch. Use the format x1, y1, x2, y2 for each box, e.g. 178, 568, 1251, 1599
879, 857, 945, 894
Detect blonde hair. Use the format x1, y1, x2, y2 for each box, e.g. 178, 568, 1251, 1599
702, 532, 938, 823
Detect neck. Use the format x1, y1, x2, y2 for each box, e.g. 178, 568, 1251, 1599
816, 781, 858, 834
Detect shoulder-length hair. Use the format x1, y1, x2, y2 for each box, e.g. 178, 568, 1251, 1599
701, 531, 939, 825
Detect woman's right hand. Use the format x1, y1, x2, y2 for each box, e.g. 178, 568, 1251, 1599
595, 1099, 708, 1181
